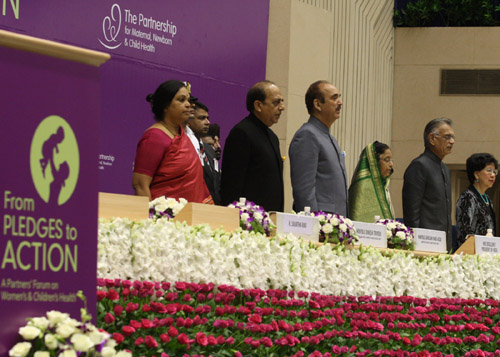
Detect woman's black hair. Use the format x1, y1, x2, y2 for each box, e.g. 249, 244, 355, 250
373, 141, 390, 160
466, 153, 498, 184
146, 80, 186, 121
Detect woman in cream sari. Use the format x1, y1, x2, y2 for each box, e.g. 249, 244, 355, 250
348, 141, 395, 222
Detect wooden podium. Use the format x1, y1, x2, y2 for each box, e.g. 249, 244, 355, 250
454, 235, 476, 255
174, 202, 240, 232
98, 192, 149, 221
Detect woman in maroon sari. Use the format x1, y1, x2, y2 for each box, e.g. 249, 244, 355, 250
132, 80, 212, 203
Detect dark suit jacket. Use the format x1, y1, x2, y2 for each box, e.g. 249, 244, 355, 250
289, 116, 348, 216
403, 148, 452, 251
220, 113, 284, 212
201, 141, 221, 205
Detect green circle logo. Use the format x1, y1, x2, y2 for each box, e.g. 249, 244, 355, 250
30, 115, 80, 205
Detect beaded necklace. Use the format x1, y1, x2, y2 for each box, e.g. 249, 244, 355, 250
473, 185, 490, 206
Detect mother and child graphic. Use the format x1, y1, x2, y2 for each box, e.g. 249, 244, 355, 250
39, 126, 70, 205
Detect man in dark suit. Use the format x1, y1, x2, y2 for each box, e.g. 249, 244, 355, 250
289, 80, 348, 216
403, 118, 455, 251
188, 101, 221, 205
220, 80, 285, 212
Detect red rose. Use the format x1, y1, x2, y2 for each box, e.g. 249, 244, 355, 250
234, 352, 242, 357
113, 304, 124, 316
168, 326, 178, 337
145, 335, 158, 348
141, 319, 154, 329
160, 333, 170, 343
207, 335, 217, 346
122, 326, 136, 336
104, 313, 115, 324
125, 302, 139, 313
97, 290, 107, 301
134, 337, 144, 346
249, 314, 262, 323
142, 304, 152, 312
226, 336, 235, 345
177, 333, 189, 345
130, 320, 141, 329
107, 288, 120, 301
175, 282, 188, 291
112, 332, 125, 344
196, 332, 208, 346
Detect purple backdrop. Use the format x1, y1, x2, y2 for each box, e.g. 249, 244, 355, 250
0, 45, 100, 355
0, 0, 270, 194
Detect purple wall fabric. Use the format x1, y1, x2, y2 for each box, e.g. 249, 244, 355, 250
0, 0, 270, 194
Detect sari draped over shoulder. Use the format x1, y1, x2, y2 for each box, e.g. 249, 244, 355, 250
348, 142, 394, 222
135, 127, 212, 204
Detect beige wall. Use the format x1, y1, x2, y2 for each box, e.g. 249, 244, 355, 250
267, 0, 395, 212
392, 27, 500, 220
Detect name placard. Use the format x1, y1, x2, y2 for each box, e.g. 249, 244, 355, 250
275, 213, 319, 242
413, 228, 447, 253
475, 235, 500, 255
352, 221, 387, 248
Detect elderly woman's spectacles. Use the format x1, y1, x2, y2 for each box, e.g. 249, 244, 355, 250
484, 168, 498, 175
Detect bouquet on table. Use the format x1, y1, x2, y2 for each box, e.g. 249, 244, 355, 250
376, 218, 415, 250
228, 198, 274, 236
296, 209, 358, 244
148, 196, 187, 220
9, 292, 131, 357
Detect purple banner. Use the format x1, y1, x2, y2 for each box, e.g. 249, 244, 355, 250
0, 45, 100, 355
0, 1, 270, 194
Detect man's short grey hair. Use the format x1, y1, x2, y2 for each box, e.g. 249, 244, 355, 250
423, 117, 453, 149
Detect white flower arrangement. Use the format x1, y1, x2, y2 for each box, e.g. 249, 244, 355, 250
98, 218, 500, 299
376, 218, 415, 250
296, 210, 358, 244
148, 196, 187, 219
9, 293, 131, 357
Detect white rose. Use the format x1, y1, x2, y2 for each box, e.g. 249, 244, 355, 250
87, 329, 109, 344
330, 217, 339, 226
34, 352, 50, 357
386, 230, 392, 238
387, 223, 396, 230
28, 317, 50, 330
322, 223, 333, 234
60, 349, 77, 357
154, 203, 167, 213
254, 212, 263, 222
45, 334, 58, 350
71, 333, 94, 352
19, 326, 41, 340
101, 346, 117, 357
241, 213, 250, 221
56, 323, 76, 339
317, 215, 326, 222
47, 311, 69, 325
339, 223, 347, 232
8, 342, 31, 357
115, 351, 133, 357
396, 231, 406, 240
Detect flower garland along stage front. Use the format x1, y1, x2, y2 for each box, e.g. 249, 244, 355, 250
97, 279, 500, 357
98, 218, 500, 300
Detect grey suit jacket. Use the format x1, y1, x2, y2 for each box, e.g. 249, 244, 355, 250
289, 116, 348, 215
403, 148, 452, 251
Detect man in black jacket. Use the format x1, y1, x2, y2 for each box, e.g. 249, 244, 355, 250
403, 117, 455, 251
188, 100, 221, 205
220, 81, 285, 212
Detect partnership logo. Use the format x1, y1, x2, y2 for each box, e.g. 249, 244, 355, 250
30, 115, 80, 206
98, 3, 122, 50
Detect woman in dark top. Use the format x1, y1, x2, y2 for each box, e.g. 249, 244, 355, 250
456, 153, 498, 246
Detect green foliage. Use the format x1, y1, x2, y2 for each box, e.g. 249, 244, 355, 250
394, 0, 500, 27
